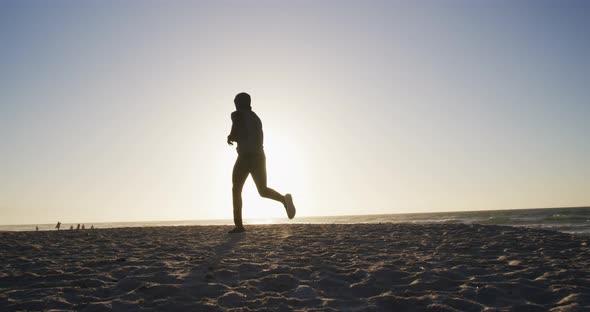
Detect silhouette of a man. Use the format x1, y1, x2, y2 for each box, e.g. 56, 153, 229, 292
227, 92, 296, 233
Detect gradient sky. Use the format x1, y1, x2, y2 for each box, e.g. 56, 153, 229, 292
1, 1, 589, 225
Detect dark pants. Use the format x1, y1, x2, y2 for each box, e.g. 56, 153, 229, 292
232, 153, 285, 227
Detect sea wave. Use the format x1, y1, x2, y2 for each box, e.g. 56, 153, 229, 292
2, 207, 589, 235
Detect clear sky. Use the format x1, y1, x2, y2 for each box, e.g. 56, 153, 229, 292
1, 1, 589, 225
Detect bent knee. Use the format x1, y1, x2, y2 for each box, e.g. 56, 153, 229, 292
257, 188, 271, 197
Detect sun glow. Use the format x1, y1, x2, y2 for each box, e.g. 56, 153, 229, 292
237, 130, 309, 222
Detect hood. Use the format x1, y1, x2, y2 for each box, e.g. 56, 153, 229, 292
235, 102, 251, 111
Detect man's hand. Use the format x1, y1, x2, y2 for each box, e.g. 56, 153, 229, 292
227, 137, 234, 146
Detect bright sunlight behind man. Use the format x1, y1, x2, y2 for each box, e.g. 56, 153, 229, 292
1, 1, 589, 225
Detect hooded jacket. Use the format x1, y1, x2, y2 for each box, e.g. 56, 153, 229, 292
227, 102, 264, 155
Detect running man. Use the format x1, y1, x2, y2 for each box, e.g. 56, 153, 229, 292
227, 92, 296, 233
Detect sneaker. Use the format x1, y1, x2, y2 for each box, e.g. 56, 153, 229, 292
285, 194, 296, 219
228, 226, 245, 234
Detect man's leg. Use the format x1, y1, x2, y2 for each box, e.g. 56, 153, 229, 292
250, 154, 286, 204
232, 156, 249, 228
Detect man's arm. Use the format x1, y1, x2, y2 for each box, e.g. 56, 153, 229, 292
227, 111, 243, 145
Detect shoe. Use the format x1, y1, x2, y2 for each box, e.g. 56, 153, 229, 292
285, 194, 296, 219
228, 226, 245, 234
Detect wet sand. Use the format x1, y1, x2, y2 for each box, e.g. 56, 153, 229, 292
1, 223, 589, 311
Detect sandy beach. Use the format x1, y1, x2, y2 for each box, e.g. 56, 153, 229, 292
1, 223, 589, 311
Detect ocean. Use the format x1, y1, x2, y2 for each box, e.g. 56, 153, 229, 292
2, 206, 589, 235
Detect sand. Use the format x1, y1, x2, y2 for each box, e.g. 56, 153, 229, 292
1, 223, 589, 311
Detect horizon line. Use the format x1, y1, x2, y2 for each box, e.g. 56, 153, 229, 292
2, 205, 588, 227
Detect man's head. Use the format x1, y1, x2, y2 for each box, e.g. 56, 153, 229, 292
234, 92, 251, 110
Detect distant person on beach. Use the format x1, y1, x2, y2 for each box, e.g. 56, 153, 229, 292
82, 224, 85, 230
35, 226, 39, 231
70, 225, 74, 230
90, 225, 94, 230
55, 221, 61, 231
76, 224, 80, 230
226, 92, 296, 233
